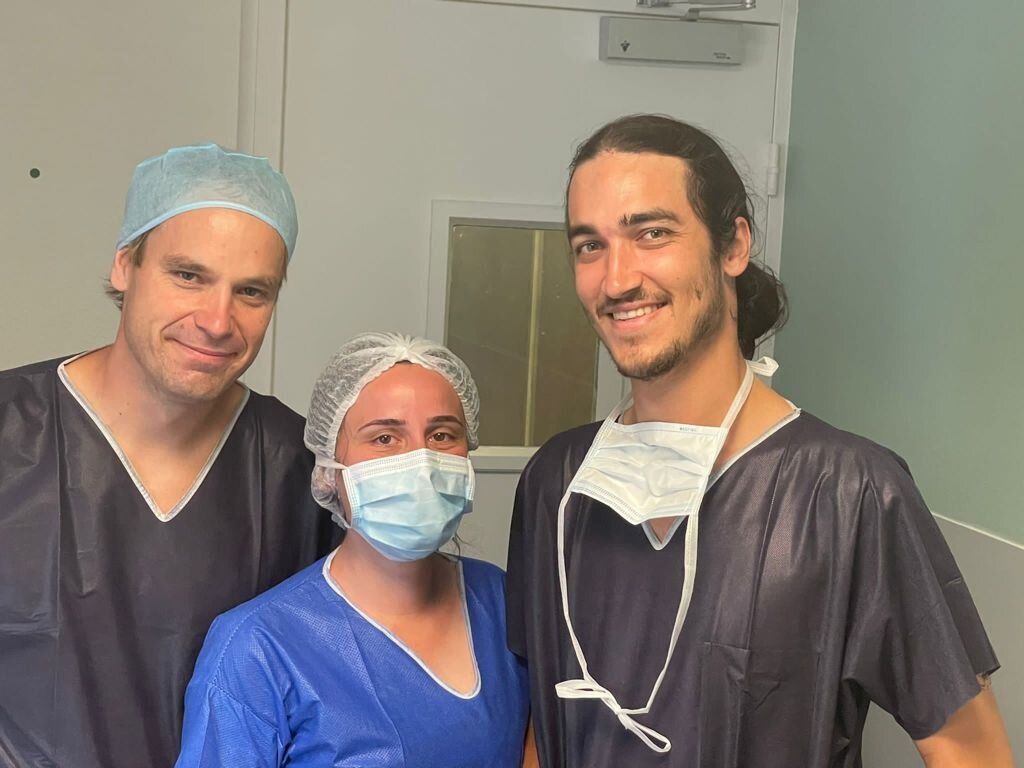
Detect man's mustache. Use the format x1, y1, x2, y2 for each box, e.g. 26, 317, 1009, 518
596, 289, 670, 316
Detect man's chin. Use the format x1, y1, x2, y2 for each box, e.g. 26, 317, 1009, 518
162, 371, 239, 404
607, 344, 680, 382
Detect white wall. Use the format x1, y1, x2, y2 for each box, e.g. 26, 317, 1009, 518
455, 0, 783, 25
0, 1, 245, 370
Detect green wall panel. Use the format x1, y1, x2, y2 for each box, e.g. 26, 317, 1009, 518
775, 0, 1024, 543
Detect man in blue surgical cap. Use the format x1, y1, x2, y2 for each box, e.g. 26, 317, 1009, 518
0, 145, 336, 768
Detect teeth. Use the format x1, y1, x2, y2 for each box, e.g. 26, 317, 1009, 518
612, 305, 658, 321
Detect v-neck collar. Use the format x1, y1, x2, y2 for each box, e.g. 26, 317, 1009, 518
57, 352, 250, 523
641, 406, 803, 550
321, 550, 483, 700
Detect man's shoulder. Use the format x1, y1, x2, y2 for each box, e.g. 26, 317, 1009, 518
784, 411, 911, 476
776, 413, 926, 524
0, 355, 64, 388
545, 420, 604, 448
524, 421, 602, 474
0, 356, 67, 414
242, 389, 307, 440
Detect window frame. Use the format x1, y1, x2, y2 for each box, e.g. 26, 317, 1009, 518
427, 199, 625, 473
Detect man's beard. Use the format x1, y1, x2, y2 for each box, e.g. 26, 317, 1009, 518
603, 272, 727, 382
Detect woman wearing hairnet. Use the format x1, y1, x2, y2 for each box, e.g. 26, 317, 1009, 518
176, 333, 530, 767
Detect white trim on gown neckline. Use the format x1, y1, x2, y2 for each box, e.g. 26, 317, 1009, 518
641, 406, 803, 551
321, 550, 483, 700
57, 352, 250, 523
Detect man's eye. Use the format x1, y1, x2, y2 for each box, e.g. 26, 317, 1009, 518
240, 287, 266, 299
373, 434, 393, 446
430, 431, 452, 443
574, 242, 600, 257
176, 271, 198, 282
642, 228, 669, 240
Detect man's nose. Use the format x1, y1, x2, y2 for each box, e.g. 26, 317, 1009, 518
603, 242, 643, 299
192, 288, 235, 339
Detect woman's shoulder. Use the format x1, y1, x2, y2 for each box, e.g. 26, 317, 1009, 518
458, 556, 505, 584
457, 556, 509, 612
191, 557, 331, 684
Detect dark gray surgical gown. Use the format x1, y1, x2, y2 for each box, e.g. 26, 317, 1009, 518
0, 357, 338, 768
506, 412, 998, 768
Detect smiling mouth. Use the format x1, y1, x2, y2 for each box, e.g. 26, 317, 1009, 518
175, 340, 237, 359
606, 303, 666, 322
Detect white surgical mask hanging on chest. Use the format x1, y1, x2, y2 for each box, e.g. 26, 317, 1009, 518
554, 357, 777, 754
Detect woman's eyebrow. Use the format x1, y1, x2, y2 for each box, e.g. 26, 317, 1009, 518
358, 418, 405, 430
426, 415, 465, 428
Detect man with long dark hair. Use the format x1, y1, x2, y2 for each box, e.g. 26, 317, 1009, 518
506, 115, 1011, 767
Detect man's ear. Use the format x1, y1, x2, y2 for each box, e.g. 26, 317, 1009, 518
109, 246, 134, 293
722, 217, 752, 278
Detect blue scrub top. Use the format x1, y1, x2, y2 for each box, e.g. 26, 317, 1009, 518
177, 553, 529, 767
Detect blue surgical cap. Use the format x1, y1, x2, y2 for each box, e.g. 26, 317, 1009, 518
116, 144, 298, 261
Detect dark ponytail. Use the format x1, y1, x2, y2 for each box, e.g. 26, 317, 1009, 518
736, 262, 787, 358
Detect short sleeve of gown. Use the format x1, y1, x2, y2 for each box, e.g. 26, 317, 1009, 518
177, 613, 287, 768
176, 682, 282, 768
841, 455, 999, 740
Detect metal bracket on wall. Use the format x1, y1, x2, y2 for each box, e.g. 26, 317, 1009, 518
637, 0, 755, 21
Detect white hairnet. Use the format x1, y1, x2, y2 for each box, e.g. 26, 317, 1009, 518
116, 144, 298, 260
305, 332, 480, 516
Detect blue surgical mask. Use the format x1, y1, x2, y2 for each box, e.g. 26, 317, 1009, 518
316, 448, 475, 562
